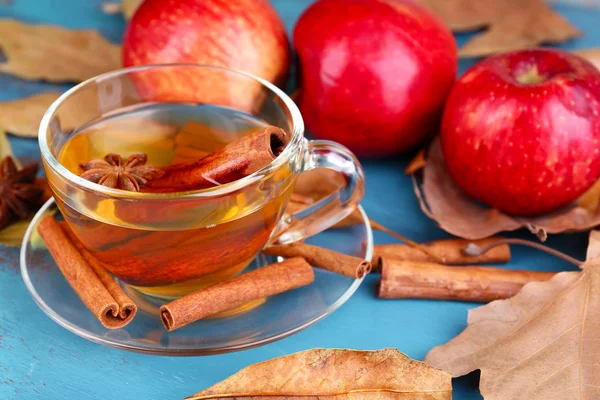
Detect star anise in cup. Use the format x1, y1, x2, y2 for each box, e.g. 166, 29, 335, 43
79, 153, 164, 192
0, 156, 45, 229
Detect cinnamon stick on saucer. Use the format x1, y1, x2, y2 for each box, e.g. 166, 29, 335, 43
146, 126, 289, 192
59, 221, 136, 321
263, 242, 371, 279
160, 257, 314, 331
377, 258, 555, 303
37, 216, 137, 329
373, 237, 511, 271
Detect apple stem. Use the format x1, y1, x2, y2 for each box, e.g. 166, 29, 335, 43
515, 65, 547, 85
463, 238, 583, 268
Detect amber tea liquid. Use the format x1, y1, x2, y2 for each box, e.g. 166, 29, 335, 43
55, 103, 295, 298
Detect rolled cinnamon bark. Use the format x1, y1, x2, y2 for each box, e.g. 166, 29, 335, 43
160, 257, 314, 331
146, 126, 289, 192
37, 216, 137, 329
373, 237, 511, 270
263, 242, 371, 279
172, 146, 210, 164
59, 222, 136, 321
377, 258, 555, 303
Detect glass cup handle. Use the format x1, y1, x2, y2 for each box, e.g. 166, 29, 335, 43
270, 139, 365, 245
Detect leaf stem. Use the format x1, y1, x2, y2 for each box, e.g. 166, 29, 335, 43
369, 219, 447, 263
463, 238, 583, 267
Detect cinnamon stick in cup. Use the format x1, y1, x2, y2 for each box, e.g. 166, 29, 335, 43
263, 242, 371, 279
373, 237, 511, 271
37, 216, 137, 329
146, 126, 289, 192
160, 257, 314, 331
377, 258, 555, 303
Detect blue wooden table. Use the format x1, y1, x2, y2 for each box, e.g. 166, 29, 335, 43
1, 1, 599, 398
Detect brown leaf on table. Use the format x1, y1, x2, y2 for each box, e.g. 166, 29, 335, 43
188, 348, 452, 399
0, 92, 62, 137
405, 149, 426, 175
101, 0, 143, 19
101, 2, 122, 15
0, 130, 16, 165
425, 230, 600, 400
121, 0, 143, 19
0, 208, 55, 249
573, 48, 600, 71
0, 19, 120, 82
412, 138, 600, 241
416, 0, 581, 58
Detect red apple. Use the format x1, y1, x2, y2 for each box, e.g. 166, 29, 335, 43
122, 0, 290, 108
441, 49, 600, 216
293, 0, 457, 157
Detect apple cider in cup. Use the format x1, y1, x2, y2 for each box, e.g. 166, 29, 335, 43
55, 103, 296, 299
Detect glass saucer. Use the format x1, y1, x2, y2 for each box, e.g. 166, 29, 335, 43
20, 199, 373, 355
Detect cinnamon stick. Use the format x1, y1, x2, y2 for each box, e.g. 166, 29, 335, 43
59, 221, 136, 321
377, 258, 555, 303
146, 126, 289, 192
263, 242, 371, 279
160, 257, 314, 331
172, 146, 210, 164
37, 216, 137, 328
373, 237, 511, 271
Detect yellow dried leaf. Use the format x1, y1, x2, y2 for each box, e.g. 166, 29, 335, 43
416, 0, 580, 58
0, 19, 121, 82
189, 348, 452, 399
425, 231, 600, 400
0, 92, 62, 137
0, 218, 33, 248
0, 208, 56, 249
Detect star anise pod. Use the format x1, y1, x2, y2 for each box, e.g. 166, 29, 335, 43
0, 156, 45, 229
79, 153, 164, 192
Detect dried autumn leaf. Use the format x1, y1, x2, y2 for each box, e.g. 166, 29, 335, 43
0, 130, 17, 166
188, 348, 452, 399
0, 92, 62, 137
412, 138, 600, 241
0, 208, 55, 248
405, 149, 426, 175
101, 2, 122, 15
121, 0, 144, 19
0, 19, 121, 82
101, 0, 143, 19
416, 0, 580, 58
0, 218, 34, 248
574, 48, 600, 71
425, 230, 600, 400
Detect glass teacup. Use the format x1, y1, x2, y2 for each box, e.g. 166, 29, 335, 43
39, 64, 365, 298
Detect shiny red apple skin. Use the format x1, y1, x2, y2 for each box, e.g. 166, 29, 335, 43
122, 0, 290, 104
293, 0, 457, 157
441, 49, 600, 216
